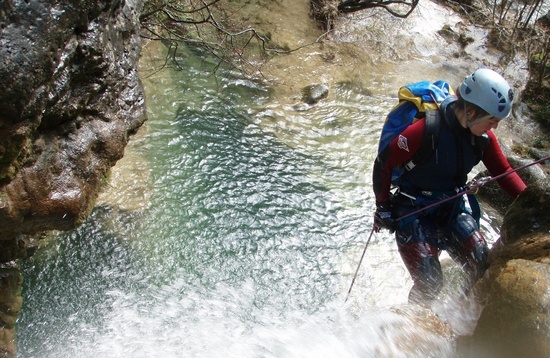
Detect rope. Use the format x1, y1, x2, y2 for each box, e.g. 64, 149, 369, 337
344, 226, 375, 302
395, 155, 550, 222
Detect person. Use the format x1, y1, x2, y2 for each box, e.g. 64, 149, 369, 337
372, 68, 527, 304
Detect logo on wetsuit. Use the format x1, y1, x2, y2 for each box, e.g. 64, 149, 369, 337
397, 134, 410, 152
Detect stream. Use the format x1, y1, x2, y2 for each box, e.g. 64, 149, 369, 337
15, 1, 531, 357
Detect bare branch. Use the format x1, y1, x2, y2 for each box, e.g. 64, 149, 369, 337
337, 0, 420, 18
140, 0, 332, 80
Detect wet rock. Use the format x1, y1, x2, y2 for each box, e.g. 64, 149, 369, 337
475, 155, 548, 215
500, 184, 550, 245
437, 24, 459, 43
467, 259, 550, 358
459, 185, 550, 357
536, 11, 550, 28
0, 1, 145, 355
302, 84, 329, 104
0, 238, 27, 263
528, 147, 550, 164
378, 304, 454, 356
0, 0, 146, 246
310, 0, 339, 31
485, 185, 550, 292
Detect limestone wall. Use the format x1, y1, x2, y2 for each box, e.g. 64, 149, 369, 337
0, 0, 146, 249
0, 1, 145, 356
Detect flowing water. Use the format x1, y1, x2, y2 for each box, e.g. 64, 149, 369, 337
16, 3, 523, 357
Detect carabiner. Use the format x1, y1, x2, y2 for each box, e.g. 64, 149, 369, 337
466, 176, 491, 194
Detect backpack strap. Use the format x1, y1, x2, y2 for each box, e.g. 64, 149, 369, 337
403, 108, 441, 171
473, 133, 489, 159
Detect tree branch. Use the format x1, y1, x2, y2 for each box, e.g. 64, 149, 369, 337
337, 0, 420, 18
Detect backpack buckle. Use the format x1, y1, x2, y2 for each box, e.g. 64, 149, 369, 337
404, 160, 416, 171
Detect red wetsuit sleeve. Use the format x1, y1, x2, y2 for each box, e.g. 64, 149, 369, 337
373, 119, 425, 203
482, 130, 527, 197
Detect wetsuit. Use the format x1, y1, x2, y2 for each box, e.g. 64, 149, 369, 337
372, 98, 526, 303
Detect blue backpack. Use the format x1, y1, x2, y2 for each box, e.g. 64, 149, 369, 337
377, 80, 454, 185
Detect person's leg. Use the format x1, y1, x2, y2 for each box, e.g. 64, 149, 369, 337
446, 213, 489, 291
396, 220, 443, 304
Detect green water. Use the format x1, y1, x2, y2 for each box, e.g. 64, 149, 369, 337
16, 45, 500, 357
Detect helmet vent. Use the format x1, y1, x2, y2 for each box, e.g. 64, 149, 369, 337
493, 87, 507, 112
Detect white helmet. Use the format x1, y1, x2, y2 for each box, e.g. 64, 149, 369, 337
458, 68, 514, 118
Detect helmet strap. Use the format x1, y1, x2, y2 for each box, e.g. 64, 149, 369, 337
467, 113, 493, 129
464, 102, 492, 129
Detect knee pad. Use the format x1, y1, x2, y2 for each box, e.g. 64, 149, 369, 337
464, 231, 489, 272
449, 230, 489, 284
451, 213, 479, 241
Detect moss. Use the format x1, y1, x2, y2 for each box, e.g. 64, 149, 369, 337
522, 53, 550, 150
523, 87, 550, 150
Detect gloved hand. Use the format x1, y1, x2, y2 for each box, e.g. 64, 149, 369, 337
374, 201, 395, 233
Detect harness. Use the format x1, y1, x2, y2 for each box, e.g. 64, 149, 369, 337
394, 99, 487, 228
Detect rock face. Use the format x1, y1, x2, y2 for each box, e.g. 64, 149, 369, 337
0, 1, 145, 356
461, 184, 550, 358
0, 0, 146, 251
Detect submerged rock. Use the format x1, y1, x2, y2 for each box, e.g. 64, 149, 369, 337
302, 84, 330, 104
96, 125, 152, 212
